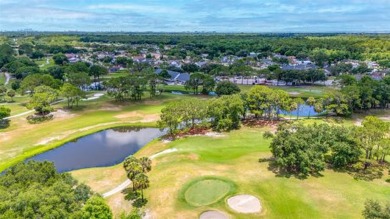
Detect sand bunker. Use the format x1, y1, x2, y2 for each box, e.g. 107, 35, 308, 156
199, 210, 228, 219
227, 195, 262, 213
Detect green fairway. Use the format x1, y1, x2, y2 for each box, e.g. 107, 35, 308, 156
183, 177, 234, 207
70, 126, 389, 218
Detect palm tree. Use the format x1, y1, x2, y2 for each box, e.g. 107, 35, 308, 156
123, 156, 143, 191
123, 156, 138, 172
133, 173, 150, 201
139, 157, 152, 173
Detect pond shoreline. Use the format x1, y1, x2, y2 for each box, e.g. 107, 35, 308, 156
0, 122, 158, 172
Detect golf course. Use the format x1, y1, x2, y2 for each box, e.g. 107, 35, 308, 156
1, 83, 389, 218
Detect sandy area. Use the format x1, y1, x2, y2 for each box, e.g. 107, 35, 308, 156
227, 194, 262, 214
52, 109, 74, 119
199, 210, 229, 219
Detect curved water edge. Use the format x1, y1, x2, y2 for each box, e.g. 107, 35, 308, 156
28, 127, 165, 172
0, 123, 159, 173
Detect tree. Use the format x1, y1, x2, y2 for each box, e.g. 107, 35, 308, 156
66, 62, 90, 74
61, 83, 85, 108
355, 116, 390, 169
132, 173, 150, 202
304, 69, 327, 84
27, 86, 58, 115
310, 48, 329, 67
245, 86, 292, 120
268, 123, 359, 176
89, 65, 108, 86
208, 94, 244, 131
324, 91, 351, 116
158, 101, 182, 136
20, 74, 60, 95
306, 97, 316, 118
52, 53, 69, 65
182, 63, 199, 72
314, 99, 324, 115
201, 74, 216, 94
363, 200, 390, 219
158, 69, 171, 79
338, 74, 357, 87
123, 156, 143, 191
0, 106, 10, 120
81, 195, 113, 219
0, 161, 95, 218
6, 89, 15, 101
0, 86, 6, 102
185, 72, 204, 94
139, 157, 152, 173
67, 71, 91, 88
215, 81, 241, 96
294, 97, 305, 119
47, 65, 65, 80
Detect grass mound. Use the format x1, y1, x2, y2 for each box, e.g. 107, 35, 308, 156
183, 177, 235, 207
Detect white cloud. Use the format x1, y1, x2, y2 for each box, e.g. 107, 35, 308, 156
87, 3, 181, 14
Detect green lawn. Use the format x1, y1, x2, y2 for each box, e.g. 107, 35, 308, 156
71, 125, 389, 218
0, 72, 5, 85
35, 58, 55, 70
183, 177, 235, 207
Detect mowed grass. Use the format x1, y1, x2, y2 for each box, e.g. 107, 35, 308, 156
0, 95, 31, 115
182, 177, 235, 207
72, 126, 390, 218
146, 128, 390, 219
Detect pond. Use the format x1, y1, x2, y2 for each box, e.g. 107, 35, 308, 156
28, 127, 165, 172
280, 104, 322, 117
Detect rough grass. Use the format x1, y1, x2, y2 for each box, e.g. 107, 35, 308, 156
182, 177, 235, 207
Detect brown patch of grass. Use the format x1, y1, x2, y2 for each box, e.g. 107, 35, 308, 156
71, 164, 127, 194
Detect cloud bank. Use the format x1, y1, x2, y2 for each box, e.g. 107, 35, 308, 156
0, 0, 389, 32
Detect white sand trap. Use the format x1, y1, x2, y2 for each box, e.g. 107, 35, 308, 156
199, 210, 228, 219
227, 195, 262, 214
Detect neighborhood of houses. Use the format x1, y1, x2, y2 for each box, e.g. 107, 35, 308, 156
14, 40, 388, 87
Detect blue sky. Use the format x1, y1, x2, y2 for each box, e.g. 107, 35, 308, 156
0, 0, 389, 32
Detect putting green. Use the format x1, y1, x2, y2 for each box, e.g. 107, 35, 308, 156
184, 178, 232, 207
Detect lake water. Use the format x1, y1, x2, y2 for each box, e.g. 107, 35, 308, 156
29, 127, 165, 172
280, 104, 321, 117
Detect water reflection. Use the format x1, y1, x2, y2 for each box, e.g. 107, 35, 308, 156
29, 127, 164, 172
